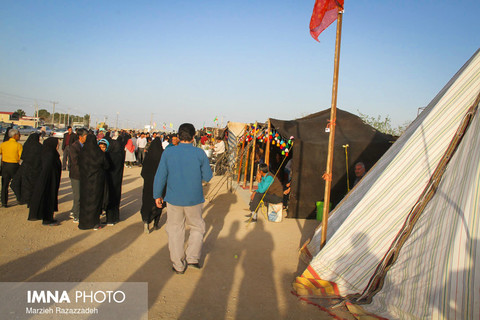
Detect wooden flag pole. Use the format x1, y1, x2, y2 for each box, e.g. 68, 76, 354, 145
236, 125, 247, 184
265, 119, 271, 166
243, 126, 251, 187
249, 122, 258, 191
321, 11, 343, 249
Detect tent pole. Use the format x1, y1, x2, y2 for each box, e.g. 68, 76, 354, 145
236, 125, 247, 184
249, 121, 258, 191
321, 11, 343, 249
343, 144, 350, 193
243, 126, 251, 187
265, 119, 271, 167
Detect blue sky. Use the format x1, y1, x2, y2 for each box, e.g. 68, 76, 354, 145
1, 0, 479, 130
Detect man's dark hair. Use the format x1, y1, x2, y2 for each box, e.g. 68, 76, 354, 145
178, 123, 195, 142
77, 128, 87, 137
67, 126, 72, 129
258, 163, 269, 174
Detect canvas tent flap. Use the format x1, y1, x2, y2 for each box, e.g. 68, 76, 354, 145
294, 48, 480, 319
227, 122, 247, 137
270, 109, 394, 219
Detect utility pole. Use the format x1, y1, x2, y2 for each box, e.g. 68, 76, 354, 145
150, 113, 154, 131
51, 101, 58, 126
34, 100, 38, 128
116, 112, 119, 130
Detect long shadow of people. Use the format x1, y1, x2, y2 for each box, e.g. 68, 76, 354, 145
178, 221, 240, 319
336, 233, 377, 300
236, 219, 279, 319
105, 242, 173, 316
430, 238, 477, 319
0, 233, 90, 282
201, 192, 237, 266
118, 185, 142, 221
27, 223, 141, 282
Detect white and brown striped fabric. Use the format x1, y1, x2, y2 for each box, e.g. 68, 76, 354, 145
296, 49, 480, 319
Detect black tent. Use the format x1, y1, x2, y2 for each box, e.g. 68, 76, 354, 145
271, 108, 394, 219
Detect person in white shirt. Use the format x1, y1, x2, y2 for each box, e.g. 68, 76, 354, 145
212, 137, 225, 156
162, 135, 170, 150
137, 133, 148, 165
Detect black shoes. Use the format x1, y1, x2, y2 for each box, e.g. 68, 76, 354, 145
172, 262, 201, 274
93, 224, 104, 230
42, 220, 60, 226
188, 262, 201, 269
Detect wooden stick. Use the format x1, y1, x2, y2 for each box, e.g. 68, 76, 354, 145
265, 119, 271, 166
321, 12, 343, 249
249, 122, 258, 191
236, 125, 247, 184
343, 144, 350, 193
243, 126, 251, 187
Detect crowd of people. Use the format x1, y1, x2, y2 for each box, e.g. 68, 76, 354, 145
0, 125, 217, 230
0, 123, 218, 275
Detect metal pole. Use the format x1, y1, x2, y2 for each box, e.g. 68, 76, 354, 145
321, 12, 343, 248
34, 100, 38, 128
51, 101, 57, 126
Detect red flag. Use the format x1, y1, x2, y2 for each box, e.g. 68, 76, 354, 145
310, 0, 344, 41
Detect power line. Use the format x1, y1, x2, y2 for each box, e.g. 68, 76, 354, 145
0, 91, 51, 104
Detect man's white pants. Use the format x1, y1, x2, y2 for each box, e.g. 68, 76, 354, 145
166, 202, 205, 271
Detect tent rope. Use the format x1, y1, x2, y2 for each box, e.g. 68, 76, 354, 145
348, 90, 480, 304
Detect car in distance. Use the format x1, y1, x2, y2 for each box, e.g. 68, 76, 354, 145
17, 125, 36, 136
52, 128, 67, 139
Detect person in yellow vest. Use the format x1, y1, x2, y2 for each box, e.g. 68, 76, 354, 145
0, 128, 23, 207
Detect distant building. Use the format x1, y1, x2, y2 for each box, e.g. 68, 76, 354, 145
0, 111, 38, 127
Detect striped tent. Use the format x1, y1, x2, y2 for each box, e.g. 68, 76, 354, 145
226, 122, 247, 169
293, 49, 480, 319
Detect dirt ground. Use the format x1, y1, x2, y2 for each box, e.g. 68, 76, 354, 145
0, 139, 334, 319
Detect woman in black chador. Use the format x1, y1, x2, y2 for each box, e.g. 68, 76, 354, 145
78, 134, 108, 230
140, 137, 164, 233
28, 137, 62, 226
101, 136, 125, 225
11, 132, 43, 205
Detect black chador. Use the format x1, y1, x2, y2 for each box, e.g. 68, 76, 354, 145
103, 136, 125, 225
28, 137, 62, 225
140, 137, 164, 232
78, 134, 108, 230
11, 133, 42, 205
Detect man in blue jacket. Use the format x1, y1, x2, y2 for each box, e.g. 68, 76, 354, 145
153, 123, 212, 274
